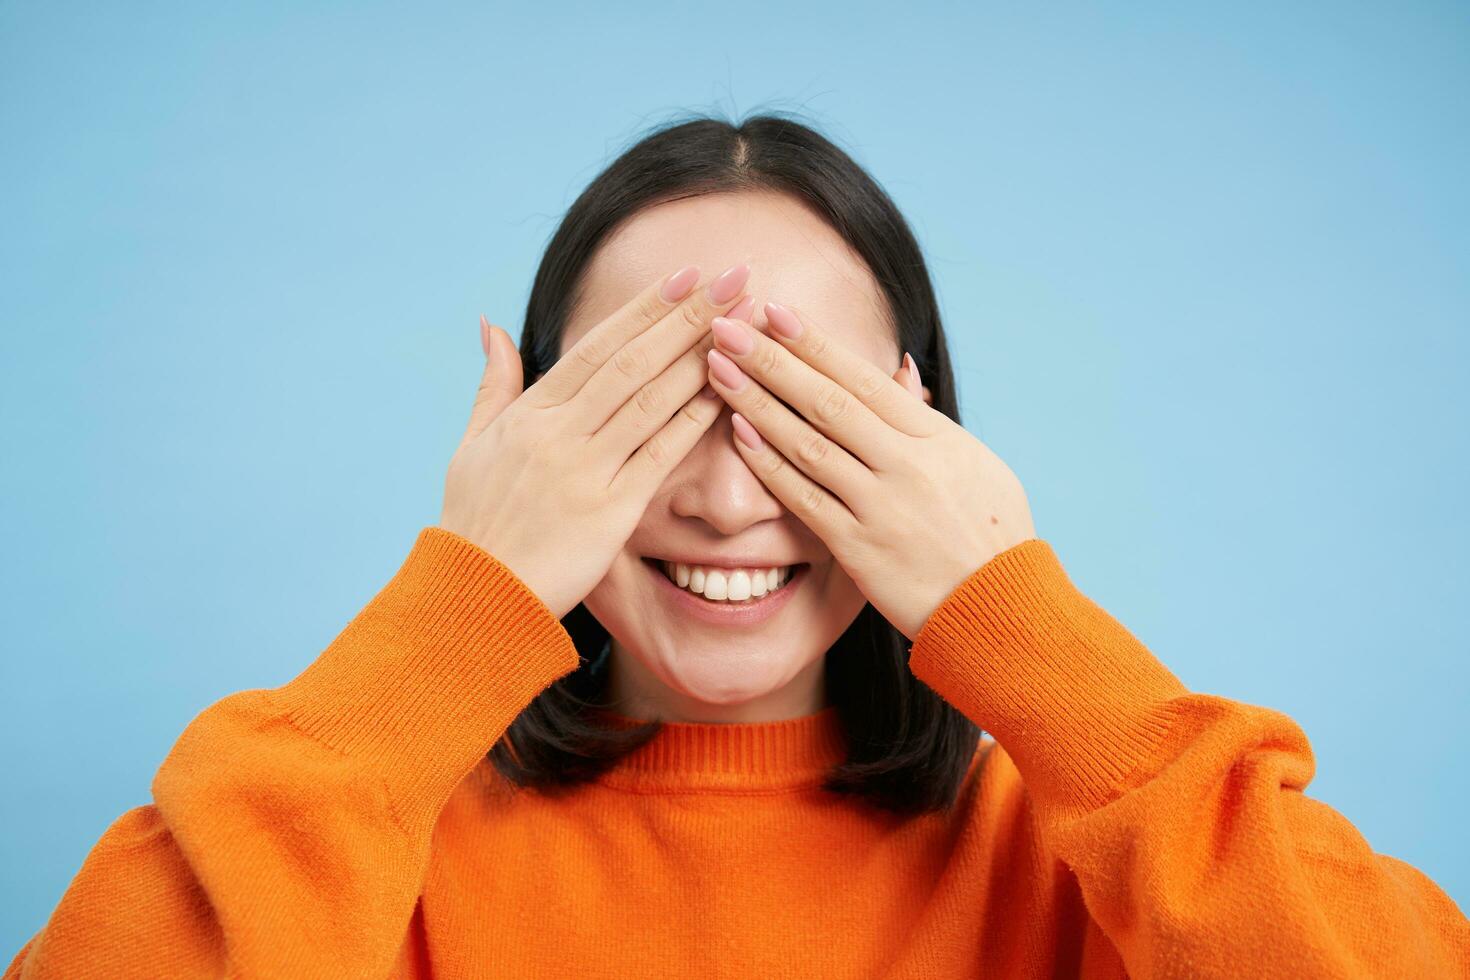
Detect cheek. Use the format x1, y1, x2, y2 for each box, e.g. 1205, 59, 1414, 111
808, 560, 868, 637
579, 552, 647, 635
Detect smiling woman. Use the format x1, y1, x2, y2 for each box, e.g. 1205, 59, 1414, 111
485, 117, 985, 811
6, 114, 1467, 979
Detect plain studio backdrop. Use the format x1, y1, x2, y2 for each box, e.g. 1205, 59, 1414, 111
1, 2, 1466, 952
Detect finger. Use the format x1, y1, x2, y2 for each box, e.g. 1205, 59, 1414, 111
612, 383, 726, 498
593, 327, 721, 460
763, 302, 935, 437
706, 347, 878, 513
899, 352, 920, 398
527, 263, 702, 408
727, 409, 859, 545
899, 351, 934, 405
708, 313, 901, 472
568, 263, 751, 434
462, 316, 525, 445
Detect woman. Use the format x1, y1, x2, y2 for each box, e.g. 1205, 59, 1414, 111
7, 115, 1466, 979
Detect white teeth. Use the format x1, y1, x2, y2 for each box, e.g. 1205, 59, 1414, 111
659, 560, 797, 603
705, 570, 728, 600
728, 570, 751, 601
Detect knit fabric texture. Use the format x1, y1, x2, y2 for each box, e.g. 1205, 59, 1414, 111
6, 527, 1467, 978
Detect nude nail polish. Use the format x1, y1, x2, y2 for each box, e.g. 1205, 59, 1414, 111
707, 263, 751, 304
731, 412, 763, 450
764, 301, 802, 339
707, 348, 747, 391
711, 316, 754, 356
661, 265, 701, 302
726, 295, 756, 323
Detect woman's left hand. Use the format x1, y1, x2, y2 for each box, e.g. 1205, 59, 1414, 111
705, 302, 1036, 641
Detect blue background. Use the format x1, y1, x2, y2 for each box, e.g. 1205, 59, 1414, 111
2, 1, 1466, 951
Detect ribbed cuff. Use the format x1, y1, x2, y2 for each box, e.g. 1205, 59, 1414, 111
908, 539, 1189, 815
268, 526, 581, 832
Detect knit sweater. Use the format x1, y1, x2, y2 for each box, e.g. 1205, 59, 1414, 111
5, 528, 1467, 979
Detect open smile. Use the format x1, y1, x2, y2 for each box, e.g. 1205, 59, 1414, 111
639, 557, 810, 626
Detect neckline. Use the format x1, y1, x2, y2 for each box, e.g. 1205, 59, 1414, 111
588, 704, 849, 793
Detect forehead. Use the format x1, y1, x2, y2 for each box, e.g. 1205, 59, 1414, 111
560, 190, 894, 364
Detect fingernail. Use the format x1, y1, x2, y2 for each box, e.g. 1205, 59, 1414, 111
480, 314, 492, 358
660, 265, 701, 302
707, 348, 747, 391
764, 301, 802, 339
903, 351, 922, 396
726, 295, 756, 322
731, 412, 763, 450
707, 263, 751, 304
710, 316, 754, 356
699, 383, 720, 399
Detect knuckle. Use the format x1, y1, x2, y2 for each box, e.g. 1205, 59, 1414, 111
612, 343, 648, 380
813, 384, 851, 425
753, 344, 782, 379
634, 382, 665, 418
797, 429, 831, 466
803, 329, 830, 360
679, 303, 708, 332
634, 291, 668, 325
851, 369, 886, 402
796, 482, 825, 515
643, 431, 671, 467
745, 385, 774, 417
680, 398, 707, 425
573, 336, 606, 369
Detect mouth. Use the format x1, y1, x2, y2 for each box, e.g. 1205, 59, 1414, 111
639, 556, 810, 625
642, 556, 808, 601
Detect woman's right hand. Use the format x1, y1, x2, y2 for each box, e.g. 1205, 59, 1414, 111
439, 263, 753, 619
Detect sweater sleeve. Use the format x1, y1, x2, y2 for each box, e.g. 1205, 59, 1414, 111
4, 527, 581, 980
906, 538, 1470, 979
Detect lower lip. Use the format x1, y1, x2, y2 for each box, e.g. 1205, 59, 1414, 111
643, 558, 808, 626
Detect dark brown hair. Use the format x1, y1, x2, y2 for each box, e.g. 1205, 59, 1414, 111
488, 109, 982, 815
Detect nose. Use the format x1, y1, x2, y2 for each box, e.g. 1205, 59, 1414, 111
666, 408, 786, 535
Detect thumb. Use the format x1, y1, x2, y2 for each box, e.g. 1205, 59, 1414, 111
463, 314, 524, 443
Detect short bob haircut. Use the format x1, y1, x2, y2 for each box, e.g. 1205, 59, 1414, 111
488, 110, 982, 816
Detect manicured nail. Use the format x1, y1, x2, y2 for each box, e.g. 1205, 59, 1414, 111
726, 295, 756, 322
699, 383, 720, 399
480, 314, 492, 358
764, 301, 802, 339
710, 316, 754, 356
707, 348, 747, 391
902, 351, 922, 396
660, 265, 701, 302
731, 412, 763, 450
707, 263, 751, 304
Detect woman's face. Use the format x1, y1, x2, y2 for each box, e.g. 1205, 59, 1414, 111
557, 190, 913, 722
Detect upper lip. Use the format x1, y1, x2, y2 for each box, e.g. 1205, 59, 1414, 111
643, 553, 807, 570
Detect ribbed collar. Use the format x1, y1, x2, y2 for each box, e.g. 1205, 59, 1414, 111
588, 704, 849, 793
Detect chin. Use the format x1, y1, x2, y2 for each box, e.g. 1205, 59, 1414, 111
653, 637, 816, 703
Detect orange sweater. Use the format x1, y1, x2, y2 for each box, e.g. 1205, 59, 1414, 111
6, 528, 1467, 978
